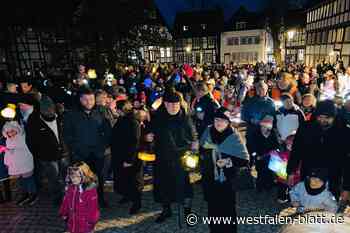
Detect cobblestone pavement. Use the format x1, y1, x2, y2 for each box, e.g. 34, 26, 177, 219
0, 176, 288, 233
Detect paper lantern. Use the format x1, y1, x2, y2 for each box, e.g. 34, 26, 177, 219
181, 151, 199, 172
87, 69, 97, 79
1, 104, 16, 119
138, 152, 156, 162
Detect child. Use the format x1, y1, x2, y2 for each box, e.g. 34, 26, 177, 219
289, 168, 338, 212
0, 135, 11, 204
60, 162, 100, 233
2, 121, 37, 206
276, 94, 305, 142
273, 134, 300, 204
248, 115, 279, 192
301, 94, 316, 121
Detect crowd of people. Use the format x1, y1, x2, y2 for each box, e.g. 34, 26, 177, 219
0, 60, 350, 233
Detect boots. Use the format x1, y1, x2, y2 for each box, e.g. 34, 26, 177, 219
129, 199, 142, 215
0, 180, 11, 204
155, 205, 172, 223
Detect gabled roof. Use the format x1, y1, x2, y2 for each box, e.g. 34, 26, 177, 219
225, 6, 266, 31
173, 9, 224, 37
174, 9, 224, 26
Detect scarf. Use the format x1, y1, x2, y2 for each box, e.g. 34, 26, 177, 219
201, 126, 249, 183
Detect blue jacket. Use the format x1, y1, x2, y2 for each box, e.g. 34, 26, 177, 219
290, 181, 338, 212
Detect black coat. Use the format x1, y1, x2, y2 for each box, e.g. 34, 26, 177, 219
149, 106, 197, 203
63, 107, 111, 161
287, 120, 350, 194
193, 93, 219, 136
246, 128, 280, 159
26, 116, 65, 161
111, 113, 143, 197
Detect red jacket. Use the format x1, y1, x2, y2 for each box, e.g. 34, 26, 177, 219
59, 184, 100, 233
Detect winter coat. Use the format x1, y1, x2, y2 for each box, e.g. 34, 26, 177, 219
2, 121, 34, 176
246, 128, 279, 159
275, 106, 305, 140
199, 126, 249, 200
241, 96, 276, 126
26, 116, 65, 161
63, 107, 111, 161
149, 106, 197, 203
192, 93, 220, 136
289, 182, 338, 212
338, 107, 350, 126
111, 113, 143, 196
287, 120, 350, 195
59, 183, 100, 233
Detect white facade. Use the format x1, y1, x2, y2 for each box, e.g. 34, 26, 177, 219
220, 29, 273, 64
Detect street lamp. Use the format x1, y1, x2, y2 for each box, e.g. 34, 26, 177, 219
185, 45, 192, 53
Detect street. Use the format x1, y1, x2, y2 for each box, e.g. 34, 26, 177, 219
0, 176, 285, 233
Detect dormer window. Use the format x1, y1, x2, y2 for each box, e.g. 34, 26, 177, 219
183, 25, 189, 31
236, 22, 247, 30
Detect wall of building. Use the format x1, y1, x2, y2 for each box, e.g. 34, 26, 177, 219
220, 29, 272, 64
306, 0, 350, 67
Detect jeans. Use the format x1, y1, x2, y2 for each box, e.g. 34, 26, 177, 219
20, 175, 37, 194
38, 160, 64, 201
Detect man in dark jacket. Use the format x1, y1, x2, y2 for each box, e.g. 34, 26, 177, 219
26, 95, 65, 205
287, 100, 350, 199
241, 81, 276, 160
63, 88, 111, 207
147, 90, 198, 223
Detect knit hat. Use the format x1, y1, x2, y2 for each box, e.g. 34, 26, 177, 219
314, 100, 337, 117
260, 115, 274, 129
40, 95, 55, 114
163, 91, 180, 103
214, 107, 230, 122
306, 168, 328, 184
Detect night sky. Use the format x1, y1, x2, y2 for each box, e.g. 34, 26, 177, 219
155, 0, 265, 27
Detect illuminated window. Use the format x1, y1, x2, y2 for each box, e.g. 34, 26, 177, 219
183, 25, 189, 31
166, 48, 171, 57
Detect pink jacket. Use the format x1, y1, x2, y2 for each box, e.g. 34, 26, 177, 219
59, 184, 100, 233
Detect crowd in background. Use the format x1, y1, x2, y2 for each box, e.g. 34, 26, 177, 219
1, 60, 350, 233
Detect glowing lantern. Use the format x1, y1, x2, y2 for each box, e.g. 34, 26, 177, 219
181, 151, 199, 172
138, 152, 156, 162
1, 104, 16, 119
87, 69, 97, 79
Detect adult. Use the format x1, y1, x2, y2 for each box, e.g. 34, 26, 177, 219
287, 100, 350, 199
63, 88, 111, 207
147, 90, 198, 223
111, 100, 143, 215
26, 95, 65, 205
200, 107, 249, 233
241, 81, 276, 160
